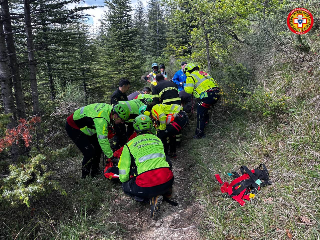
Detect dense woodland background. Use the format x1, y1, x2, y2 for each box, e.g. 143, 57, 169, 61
0, 0, 319, 239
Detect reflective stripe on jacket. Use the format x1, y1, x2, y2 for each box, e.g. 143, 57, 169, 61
72, 103, 113, 158
152, 80, 181, 105
118, 134, 170, 183
151, 104, 183, 130
117, 99, 145, 122
184, 71, 218, 98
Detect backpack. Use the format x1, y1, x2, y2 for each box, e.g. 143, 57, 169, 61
215, 164, 271, 206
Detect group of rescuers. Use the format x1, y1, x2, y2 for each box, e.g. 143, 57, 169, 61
65, 62, 220, 216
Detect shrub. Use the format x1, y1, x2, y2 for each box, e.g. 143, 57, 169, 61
242, 88, 290, 118
1, 154, 65, 207
0, 116, 41, 153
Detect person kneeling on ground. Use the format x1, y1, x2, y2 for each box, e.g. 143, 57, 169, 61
118, 115, 174, 217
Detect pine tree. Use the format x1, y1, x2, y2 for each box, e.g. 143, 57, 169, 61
133, 0, 147, 57
2, 0, 26, 119
164, 0, 193, 58
99, 0, 140, 87
24, 0, 40, 115
145, 0, 166, 58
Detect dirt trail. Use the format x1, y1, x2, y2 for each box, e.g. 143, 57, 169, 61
108, 147, 204, 240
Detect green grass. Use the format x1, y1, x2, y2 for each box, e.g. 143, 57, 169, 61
185, 60, 320, 239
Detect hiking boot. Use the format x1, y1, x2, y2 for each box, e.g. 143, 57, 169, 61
150, 195, 163, 218
91, 168, 101, 178
81, 168, 90, 179
163, 188, 173, 199
169, 153, 177, 159
134, 196, 146, 202
193, 134, 206, 139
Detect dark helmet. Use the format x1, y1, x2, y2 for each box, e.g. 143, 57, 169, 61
159, 64, 165, 69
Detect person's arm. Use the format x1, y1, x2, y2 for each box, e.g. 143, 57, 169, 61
152, 87, 160, 104
118, 145, 131, 182
172, 71, 180, 86
110, 91, 119, 105
158, 114, 167, 130
94, 118, 113, 158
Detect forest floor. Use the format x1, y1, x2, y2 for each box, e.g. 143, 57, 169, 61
105, 144, 204, 240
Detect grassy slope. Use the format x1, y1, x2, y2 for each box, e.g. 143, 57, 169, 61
190, 47, 320, 239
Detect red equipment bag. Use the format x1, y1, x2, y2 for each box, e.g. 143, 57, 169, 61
215, 164, 271, 206
104, 158, 120, 179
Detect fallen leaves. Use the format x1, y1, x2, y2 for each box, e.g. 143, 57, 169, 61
286, 229, 293, 239
299, 216, 314, 225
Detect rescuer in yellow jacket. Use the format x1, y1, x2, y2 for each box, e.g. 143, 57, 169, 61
65, 103, 127, 178
119, 115, 174, 217
184, 63, 220, 139
147, 104, 188, 158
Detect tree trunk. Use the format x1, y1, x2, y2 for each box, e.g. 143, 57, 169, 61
82, 69, 88, 104
47, 61, 55, 100
39, 1, 55, 101
0, 7, 19, 160
0, 5, 16, 123
2, 0, 26, 119
24, 0, 40, 115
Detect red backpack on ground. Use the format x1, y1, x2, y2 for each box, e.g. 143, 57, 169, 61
215, 164, 271, 206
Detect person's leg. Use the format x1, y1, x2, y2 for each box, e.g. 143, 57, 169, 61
165, 155, 172, 169
66, 122, 95, 178
195, 91, 220, 138
157, 130, 170, 155
90, 135, 103, 177
168, 135, 176, 156
195, 103, 208, 138
122, 176, 174, 200
172, 111, 188, 148
113, 123, 127, 149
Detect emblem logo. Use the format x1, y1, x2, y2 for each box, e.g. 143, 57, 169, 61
287, 8, 314, 34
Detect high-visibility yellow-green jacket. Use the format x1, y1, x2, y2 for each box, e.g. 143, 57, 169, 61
151, 104, 183, 130
73, 103, 113, 158
184, 71, 219, 98
118, 133, 169, 183
147, 72, 157, 86
136, 94, 153, 103
117, 99, 145, 122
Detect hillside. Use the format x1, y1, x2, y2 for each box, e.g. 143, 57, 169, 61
1, 42, 319, 239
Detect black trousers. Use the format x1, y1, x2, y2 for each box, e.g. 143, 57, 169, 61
65, 122, 102, 178
122, 176, 174, 199
113, 123, 127, 149
196, 90, 220, 137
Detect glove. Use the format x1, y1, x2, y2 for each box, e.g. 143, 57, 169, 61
108, 156, 119, 163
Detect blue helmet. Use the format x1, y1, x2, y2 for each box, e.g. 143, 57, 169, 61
151, 63, 158, 68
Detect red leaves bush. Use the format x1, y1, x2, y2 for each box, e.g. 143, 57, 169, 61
0, 116, 41, 152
